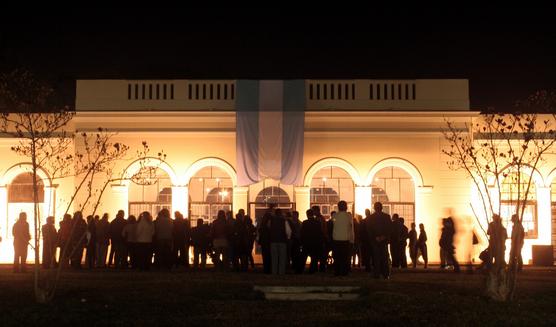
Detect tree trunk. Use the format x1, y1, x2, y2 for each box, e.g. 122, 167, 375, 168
31, 144, 48, 303
485, 232, 523, 302
486, 266, 510, 301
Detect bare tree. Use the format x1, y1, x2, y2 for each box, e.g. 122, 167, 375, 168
443, 96, 556, 301
0, 70, 171, 303
0, 70, 75, 303
0, 70, 131, 302
38, 134, 166, 303
45, 129, 129, 302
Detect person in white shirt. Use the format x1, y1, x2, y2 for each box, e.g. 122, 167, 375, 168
332, 201, 354, 276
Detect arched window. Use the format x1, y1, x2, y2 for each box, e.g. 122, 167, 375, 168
310, 166, 354, 218
8, 173, 44, 203
500, 172, 537, 238
371, 166, 415, 224
248, 180, 294, 220
7, 172, 47, 244
128, 167, 172, 218
189, 166, 233, 225
255, 186, 291, 204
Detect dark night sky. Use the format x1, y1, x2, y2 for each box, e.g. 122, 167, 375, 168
1, 7, 555, 111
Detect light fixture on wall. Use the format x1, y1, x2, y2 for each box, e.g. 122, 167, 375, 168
219, 190, 228, 202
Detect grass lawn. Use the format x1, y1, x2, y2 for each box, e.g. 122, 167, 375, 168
0, 266, 555, 326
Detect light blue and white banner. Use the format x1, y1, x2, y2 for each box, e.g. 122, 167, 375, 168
236, 80, 305, 186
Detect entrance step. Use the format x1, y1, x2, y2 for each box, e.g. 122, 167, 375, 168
254, 286, 361, 301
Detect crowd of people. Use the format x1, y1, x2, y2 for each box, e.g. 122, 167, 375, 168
8, 200, 521, 276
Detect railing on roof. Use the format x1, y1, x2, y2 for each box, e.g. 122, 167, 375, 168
76, 79, 469, 111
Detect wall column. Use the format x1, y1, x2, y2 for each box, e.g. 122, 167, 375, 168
355, 186, 372, 217
110, 184, 128, 217
415, 186, 433, 227
0, 186, 7, 239
233, 186, 249, 215
172, 186, 188, 217
0, 185, 8, 262
294, 186, 310, 220
44, 184, 57, 217
537, 186, 552, 245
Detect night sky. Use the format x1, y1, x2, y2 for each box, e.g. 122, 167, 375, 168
1, 7, 555, 111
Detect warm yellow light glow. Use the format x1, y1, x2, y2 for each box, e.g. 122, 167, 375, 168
354, 186, 372, 216
468, 181, 551, 264
322, 177, 327, 182
0, 242, 15, 263
198, 178, 203, 182
172, 186, 188, 217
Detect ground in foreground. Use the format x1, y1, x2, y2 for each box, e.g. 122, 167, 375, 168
0, 267, 555, 326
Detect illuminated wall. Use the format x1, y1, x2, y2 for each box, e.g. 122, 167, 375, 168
0, 79, 554, 267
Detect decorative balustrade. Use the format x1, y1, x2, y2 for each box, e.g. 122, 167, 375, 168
77, 79, 469, 111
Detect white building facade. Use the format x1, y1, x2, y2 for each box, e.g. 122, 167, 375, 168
0, 79, 554, 265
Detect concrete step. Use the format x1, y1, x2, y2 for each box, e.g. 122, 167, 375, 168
254, 286, 361, 301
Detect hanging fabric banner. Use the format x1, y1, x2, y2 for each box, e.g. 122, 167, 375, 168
236, 80, 305, 186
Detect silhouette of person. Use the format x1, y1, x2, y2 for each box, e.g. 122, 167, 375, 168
360, 209, 372, 272
13, 212, 31, 273
509, 214, 524, 272
268, 208, 291, 275
299, 209, 325, 274
440, 217, 460, 272
191, 218, 210, 269
70, 211, 88, 269
408, 223, 418, 267
42, 216, 58, 269
487, 214, 507, 269
390, 214, 401, 268
257, 205, 274, 274
311, 205, 329, 272
367, 202, 392, 279
417, 223, 428, 268
399, 217, 409, 268
173, 211, 190, 268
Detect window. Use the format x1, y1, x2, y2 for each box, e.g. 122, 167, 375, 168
500, 172, 537, 238
256, 186, 290, 204
310, 166, 354, 217
188, 166, 234, 224
371, 166, 415, 224
8, 173, 44, 203
128, 167, 172, 218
